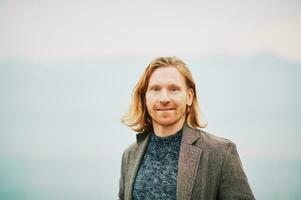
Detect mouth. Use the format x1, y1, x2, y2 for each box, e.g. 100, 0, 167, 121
156, 108, 174, 111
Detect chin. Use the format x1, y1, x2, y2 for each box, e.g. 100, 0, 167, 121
155, 118, 179, 126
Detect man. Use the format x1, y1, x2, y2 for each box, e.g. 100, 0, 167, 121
119, 57, 255, 200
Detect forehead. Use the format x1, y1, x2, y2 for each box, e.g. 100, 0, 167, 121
148, 66, 186, 86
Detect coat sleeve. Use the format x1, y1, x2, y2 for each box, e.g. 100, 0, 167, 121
217, 142, 256, 200
118, 151, 126, 200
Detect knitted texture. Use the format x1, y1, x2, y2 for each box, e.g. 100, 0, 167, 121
132, 129, 182, 200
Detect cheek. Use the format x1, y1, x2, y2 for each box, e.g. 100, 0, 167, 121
175, 95, 189, 105
145, 94, 154, 109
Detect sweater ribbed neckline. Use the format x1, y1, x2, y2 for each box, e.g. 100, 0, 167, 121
150, 129, 183, 146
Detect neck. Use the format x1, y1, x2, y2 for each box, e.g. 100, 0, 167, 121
152, 117, 185, 137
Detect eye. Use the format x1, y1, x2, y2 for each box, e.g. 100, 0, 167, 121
150, 86, 160, 91
170, 87, 179, 92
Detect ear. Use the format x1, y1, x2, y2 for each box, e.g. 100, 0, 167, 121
187, 88, 194, 106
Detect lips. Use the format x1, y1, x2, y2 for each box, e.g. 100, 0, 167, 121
156, 108, 174, 111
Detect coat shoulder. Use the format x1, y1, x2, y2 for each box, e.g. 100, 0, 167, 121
195, 128, 235, 152
123, 141, 137, 154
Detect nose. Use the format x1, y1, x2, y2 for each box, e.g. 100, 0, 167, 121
158, 89, 170, 104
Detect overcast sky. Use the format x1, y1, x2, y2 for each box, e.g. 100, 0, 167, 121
0, 0, 300, 62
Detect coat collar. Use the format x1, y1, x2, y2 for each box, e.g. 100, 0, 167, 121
136, 130, 148, 144
181, 122, 201, 144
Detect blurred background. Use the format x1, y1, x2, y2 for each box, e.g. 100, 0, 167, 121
0, 0, 300, 199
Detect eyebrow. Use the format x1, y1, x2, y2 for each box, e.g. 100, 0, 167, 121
148, 83, 183, 89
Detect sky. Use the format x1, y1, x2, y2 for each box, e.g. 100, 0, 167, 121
0, 0, 300, 62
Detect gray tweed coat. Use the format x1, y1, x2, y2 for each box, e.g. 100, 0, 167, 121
118, 124, 255, 200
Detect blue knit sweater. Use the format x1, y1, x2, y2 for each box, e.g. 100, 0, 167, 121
132, 129, 182, 200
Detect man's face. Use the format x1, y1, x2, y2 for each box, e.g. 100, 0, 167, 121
145, 66, 193, 128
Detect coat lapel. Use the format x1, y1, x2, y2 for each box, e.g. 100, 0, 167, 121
125, 132, 150, 200
177, 124, 202, 199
